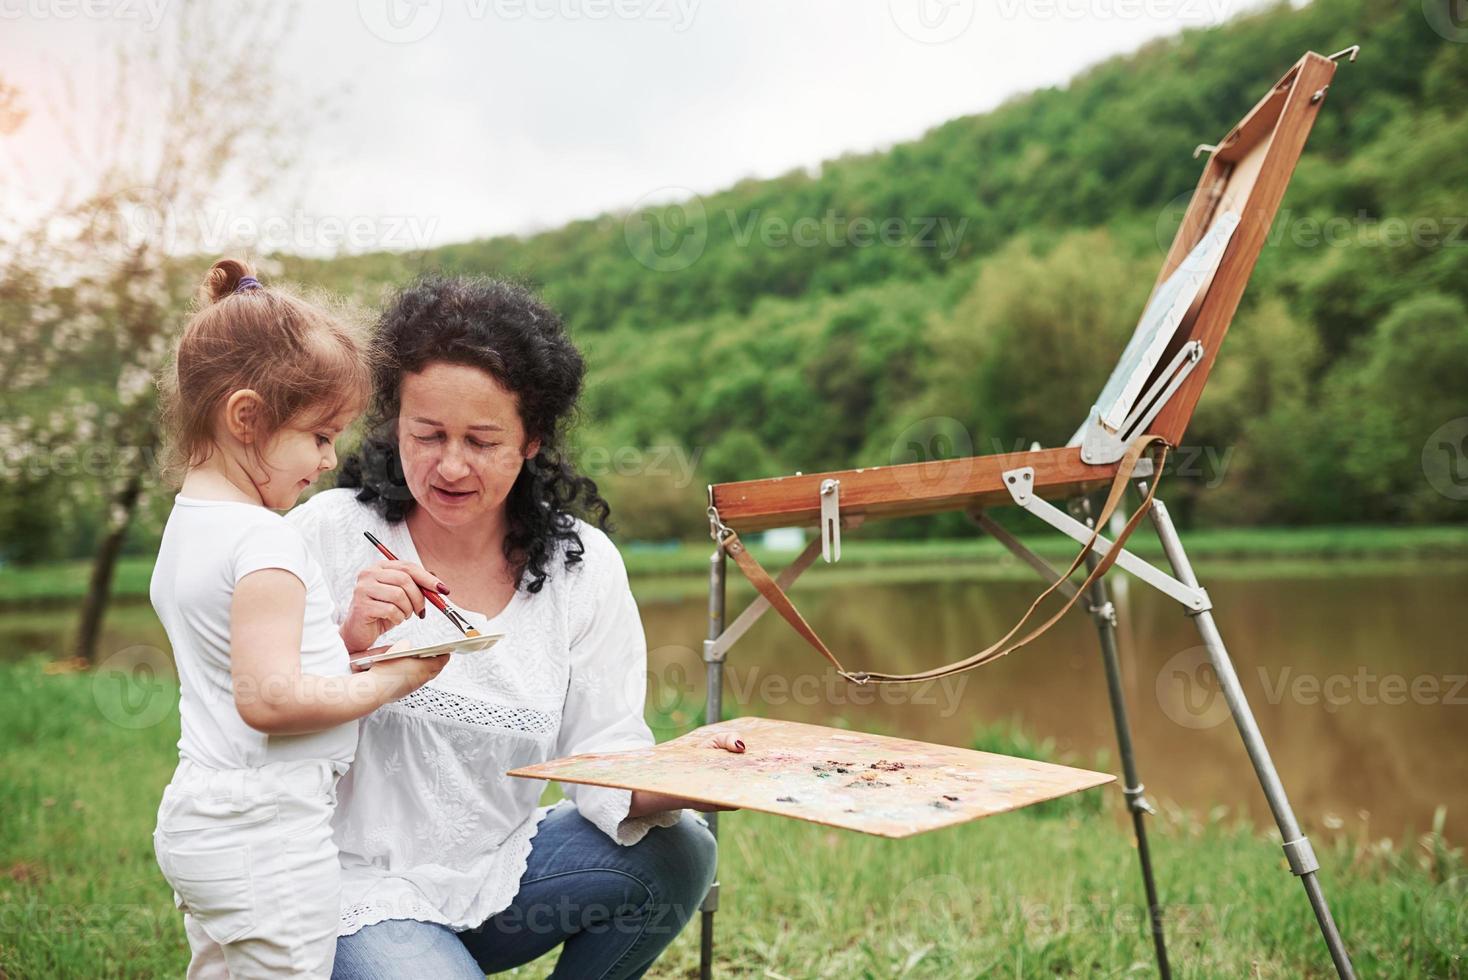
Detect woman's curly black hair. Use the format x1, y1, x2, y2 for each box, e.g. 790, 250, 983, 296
337, 275, 612, 594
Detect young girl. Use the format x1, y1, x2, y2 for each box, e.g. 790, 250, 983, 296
149, 259, 447, 979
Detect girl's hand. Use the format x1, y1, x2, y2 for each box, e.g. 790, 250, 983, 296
231, 575, 447, 734
360, 643, 451, 701
340, 559, 446, 652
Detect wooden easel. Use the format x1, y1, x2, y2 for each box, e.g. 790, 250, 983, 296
696, 48, 1361, 979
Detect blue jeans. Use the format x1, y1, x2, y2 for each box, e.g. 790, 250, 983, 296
332, 805, 717, 979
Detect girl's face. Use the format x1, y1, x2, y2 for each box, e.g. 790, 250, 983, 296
397, 362, 540, 529
254, 406, 356, 510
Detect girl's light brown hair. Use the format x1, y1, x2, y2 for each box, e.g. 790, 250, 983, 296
157, 258, 372, 485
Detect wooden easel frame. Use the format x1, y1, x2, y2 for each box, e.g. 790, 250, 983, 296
694, 49, 1360, 979
707, 52, 1341, 531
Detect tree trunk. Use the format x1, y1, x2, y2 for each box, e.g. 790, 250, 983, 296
74, 469, 144, 664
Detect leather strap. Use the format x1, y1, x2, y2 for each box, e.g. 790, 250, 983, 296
717, 435, 1169, 685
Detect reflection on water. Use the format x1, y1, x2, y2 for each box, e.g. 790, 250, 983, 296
6, 565, 1463, 838
1, 604, 173, 667
636, 567, 1468, 840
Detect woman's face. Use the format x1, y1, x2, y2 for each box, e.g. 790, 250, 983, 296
397, 362, 540, 529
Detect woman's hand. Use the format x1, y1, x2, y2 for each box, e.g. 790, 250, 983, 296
340, 560, 446, 652
704, 731, 745, 753
626, 732, 748, 817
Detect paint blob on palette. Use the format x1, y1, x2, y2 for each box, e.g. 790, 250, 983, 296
508, 717, 1114, 838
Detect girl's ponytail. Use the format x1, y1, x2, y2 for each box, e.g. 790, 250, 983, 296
201, 258, 261, 305
157, 258, 372, 486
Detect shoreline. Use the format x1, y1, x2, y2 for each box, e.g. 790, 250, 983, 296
3, 524, 1466, 609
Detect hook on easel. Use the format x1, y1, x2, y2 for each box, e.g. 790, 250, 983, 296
819, 479, 841, 563
1308, 45, 1359, 106
1201, 45, 1358, 156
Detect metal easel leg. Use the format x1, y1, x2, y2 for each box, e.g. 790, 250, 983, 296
699, 546, 727, 980
976, 505, 1171, 977
1075, 502, 1171, 979
1144, 492, 1356, 980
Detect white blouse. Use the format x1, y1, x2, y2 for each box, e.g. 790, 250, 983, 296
286, 488, 684, 936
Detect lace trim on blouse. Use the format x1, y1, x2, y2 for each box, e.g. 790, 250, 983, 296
387, 685, 558, 736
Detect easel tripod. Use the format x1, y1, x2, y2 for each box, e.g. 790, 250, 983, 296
689, 47, 1361, 979
694, 472, 1354, 979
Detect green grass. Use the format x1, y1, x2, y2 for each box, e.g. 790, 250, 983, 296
621, 524, 1468, 576
0, 558, 156, 606
1, 658, 1462, 978
5, 526, 1468, 609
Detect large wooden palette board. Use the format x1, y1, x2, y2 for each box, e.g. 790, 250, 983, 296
508, 717, 1114, 839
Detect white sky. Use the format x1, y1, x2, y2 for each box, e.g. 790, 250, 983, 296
1, 0, 1271, 255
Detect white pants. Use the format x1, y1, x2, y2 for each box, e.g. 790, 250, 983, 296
153, 758, 344, 979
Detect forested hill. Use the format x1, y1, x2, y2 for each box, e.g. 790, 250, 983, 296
284, 0, 1466, 537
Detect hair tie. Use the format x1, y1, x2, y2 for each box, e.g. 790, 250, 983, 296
234, 276, 262, 293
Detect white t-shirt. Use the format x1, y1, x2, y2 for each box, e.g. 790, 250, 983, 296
150, 495, 358, 771
286, 487, 685, 935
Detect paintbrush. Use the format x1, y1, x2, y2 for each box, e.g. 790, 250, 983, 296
363, 530, 481, 637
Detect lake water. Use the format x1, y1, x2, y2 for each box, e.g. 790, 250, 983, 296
636, 563, 1468, 841
7, 562, 1464, 839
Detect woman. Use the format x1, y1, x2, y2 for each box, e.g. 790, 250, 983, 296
286, 276, 725, 979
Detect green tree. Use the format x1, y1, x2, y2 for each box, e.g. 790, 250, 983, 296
1317, 293, 1468, 521
926, 230, 1155, 451
0, 3, 317, 661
